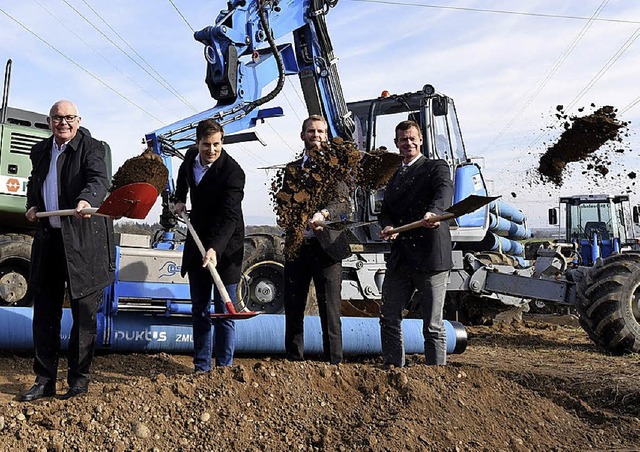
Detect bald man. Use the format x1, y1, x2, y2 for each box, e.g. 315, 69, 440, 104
21, 100, 114, 401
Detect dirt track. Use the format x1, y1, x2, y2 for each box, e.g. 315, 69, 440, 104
1, 317, 639, 451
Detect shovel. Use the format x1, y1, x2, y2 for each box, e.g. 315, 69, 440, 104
179, 211, 263, 320
314, 220, 377, 231
386, 194, 500, 235
35, 183, 159, 220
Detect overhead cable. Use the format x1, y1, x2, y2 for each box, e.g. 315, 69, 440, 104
0, 7, 165, 124
66, 0, 197, 112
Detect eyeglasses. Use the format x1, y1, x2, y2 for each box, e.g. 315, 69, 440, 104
50, 115, 79, 123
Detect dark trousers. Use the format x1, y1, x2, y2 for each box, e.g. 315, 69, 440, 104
32, 229, 101, 388
284, 238, 343, 364
187, 263, 236, 371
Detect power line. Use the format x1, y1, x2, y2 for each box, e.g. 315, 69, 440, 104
0, 7, 165, 123
168, 0, 195, 33
65, 0, 197, 112
32, 0, 182, 118
345, 0, 640, 25
565, 26, 640, 112
482, 0, 608, 155
620, 96, 640, 115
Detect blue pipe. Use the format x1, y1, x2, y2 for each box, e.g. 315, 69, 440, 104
490, 200, 526, 224
488, 232, 525, 256
0, 308, 467, 356
489, 214, 531, 240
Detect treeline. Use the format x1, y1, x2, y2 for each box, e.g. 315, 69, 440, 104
114, 222, 282, 237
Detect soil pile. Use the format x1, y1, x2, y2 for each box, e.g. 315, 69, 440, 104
111, 148, 169, 195
2, 319, 639, 450
537, 105, 629, 186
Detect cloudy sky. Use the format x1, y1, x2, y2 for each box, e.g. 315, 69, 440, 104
2, 0, 639, 226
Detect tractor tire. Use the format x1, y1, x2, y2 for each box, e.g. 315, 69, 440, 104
237, 234, 285, 314
0, 234, 34, 307
576, 252, 640, 354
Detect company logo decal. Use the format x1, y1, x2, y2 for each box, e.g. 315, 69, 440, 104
159, 261, 181, 278
5, 178, 20, 193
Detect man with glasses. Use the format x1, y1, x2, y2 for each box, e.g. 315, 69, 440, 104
21, 100, 114, 401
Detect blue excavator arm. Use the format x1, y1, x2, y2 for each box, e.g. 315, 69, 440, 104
145, 0, 353, 160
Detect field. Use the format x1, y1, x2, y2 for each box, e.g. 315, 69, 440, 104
1, 316, 638, 451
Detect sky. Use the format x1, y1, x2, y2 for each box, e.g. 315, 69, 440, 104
1, 0, 639, 227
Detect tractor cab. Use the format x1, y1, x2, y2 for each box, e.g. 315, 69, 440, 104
549, 194, 639, 265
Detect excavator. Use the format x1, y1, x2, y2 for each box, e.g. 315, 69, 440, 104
0, 0, 638, 354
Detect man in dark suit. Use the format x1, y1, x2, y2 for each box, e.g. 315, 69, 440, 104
277, 115, 351, 365
174, 119, 245, 371
22, 100, 115, 401
379, 120, 453, 367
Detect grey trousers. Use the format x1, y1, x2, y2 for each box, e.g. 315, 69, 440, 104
380, 267, 450, 367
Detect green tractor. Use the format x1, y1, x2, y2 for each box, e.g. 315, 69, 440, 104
0, 60, 51, 306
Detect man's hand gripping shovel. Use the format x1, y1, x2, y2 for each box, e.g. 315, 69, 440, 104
384, 194, 500, 236
178, 211, 263, 320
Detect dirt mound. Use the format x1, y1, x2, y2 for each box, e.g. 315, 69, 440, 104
111, 148, 169, 195
537, 105, 629, 186
2, 321, 639, 450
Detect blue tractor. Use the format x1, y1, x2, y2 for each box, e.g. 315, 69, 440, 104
549, 194, 639, 265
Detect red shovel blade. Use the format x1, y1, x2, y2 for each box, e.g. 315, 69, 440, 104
96, 183, 159, 219
210, 301, 263, 319
210, 311, 264, 319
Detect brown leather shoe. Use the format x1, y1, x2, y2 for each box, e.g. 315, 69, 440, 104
59, 386, 88, 400
18, 383, 56, 402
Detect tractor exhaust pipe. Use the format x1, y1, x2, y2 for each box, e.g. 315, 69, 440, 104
1, 59, 11, 124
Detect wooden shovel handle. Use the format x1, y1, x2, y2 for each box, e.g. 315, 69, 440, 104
35, 208, 106, 218
387, 212, 455, 235
179, 211, 237, 314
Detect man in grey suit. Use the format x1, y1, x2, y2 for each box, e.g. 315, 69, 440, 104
379, 120, 453, 367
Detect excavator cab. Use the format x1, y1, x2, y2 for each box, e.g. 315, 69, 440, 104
347, 86, 490, 244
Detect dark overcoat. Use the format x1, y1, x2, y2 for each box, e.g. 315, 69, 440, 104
378, 155, 454, 272
26, 129, 115, 298
175, 147, 245, 284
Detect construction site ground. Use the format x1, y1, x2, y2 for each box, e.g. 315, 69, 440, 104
0, 314, 638, 451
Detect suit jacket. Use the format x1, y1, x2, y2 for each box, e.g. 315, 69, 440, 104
379, 155, 453, 272
26, 129, 115, 298
175, 147, 245, 284
279, 157, 353, 261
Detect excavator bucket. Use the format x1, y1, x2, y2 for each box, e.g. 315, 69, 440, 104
96, 183, 159, 219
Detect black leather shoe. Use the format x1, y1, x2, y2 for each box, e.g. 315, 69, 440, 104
59, 386, 88, 400
19, 383, 56, 402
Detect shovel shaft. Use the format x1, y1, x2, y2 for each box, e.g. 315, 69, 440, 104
387, 212, 455, 235
179, 212, 237, 313
35, 208, 108, 218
